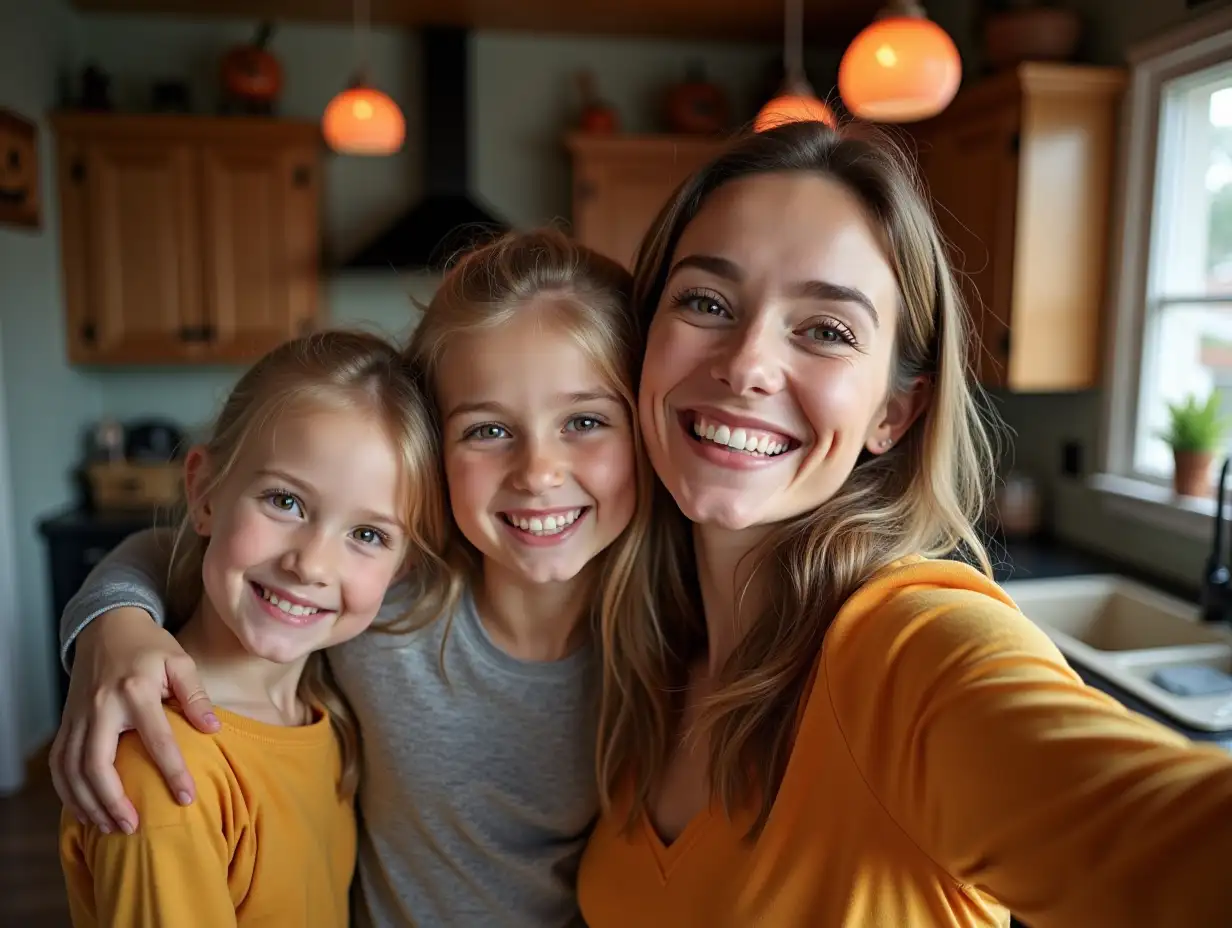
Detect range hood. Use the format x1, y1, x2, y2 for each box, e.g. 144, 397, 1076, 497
344, 26, 508, 271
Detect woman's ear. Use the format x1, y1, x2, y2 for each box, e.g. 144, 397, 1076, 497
183, 447, 214, 536
865, 376, 932, 455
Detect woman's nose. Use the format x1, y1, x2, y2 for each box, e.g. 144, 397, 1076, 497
709, 317, 786, 396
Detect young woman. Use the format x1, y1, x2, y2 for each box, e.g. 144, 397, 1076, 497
59, 330, 440, 926
51, 229, 653, 927
581, 122, 1232, 926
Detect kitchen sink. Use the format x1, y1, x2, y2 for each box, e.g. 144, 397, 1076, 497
1002, 575, 1232, 732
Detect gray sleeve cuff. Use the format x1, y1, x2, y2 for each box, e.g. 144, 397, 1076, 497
58, 527, 176, 672
60, 588, 167, 672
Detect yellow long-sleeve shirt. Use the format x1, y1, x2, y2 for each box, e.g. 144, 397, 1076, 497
60, 705, 356, 928
579, 557, 1232, 927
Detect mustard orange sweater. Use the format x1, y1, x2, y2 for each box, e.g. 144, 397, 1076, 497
579, 558, 1232, 927
60, 706, 356, 927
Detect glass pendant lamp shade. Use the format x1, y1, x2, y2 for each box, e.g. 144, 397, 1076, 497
755, 75, 836, 131
323, 82, 406, 155
838, 1, 961, 123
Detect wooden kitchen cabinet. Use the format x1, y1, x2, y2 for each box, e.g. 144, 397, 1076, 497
911, 63, 1126, 391
52, 113, 323, 365
566, 133, 729, 270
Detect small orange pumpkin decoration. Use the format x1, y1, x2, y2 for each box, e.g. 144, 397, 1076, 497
220, 22, 283, 108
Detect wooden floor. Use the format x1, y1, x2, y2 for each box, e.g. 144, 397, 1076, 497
0, 763, 72, 927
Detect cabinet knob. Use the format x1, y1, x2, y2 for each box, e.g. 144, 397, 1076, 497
293, 165, 311, 188
70, 160, 86, 183
575, 180, 596, 201
80, 321, 97, 345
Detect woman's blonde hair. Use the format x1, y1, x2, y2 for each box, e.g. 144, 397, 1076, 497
598, 121, 1001, 835
391, 227, 659, 663
167, 330, 447, 798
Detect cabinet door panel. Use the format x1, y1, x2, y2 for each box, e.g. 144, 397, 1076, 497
572, 145, 719, 270
61, 138, 202, 362
917, 114, 1020, 387
200, 144, 320, 358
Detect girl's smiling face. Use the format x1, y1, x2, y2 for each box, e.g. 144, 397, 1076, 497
437, 299, 638, 585
190, 405, 409, 665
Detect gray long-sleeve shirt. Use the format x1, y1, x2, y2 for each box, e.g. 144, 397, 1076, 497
60, 528, 599, 928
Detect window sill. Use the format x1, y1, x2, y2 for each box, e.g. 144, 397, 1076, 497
1089, 473, 1222, 540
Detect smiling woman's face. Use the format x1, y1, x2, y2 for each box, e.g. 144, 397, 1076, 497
638, 171, 919, 532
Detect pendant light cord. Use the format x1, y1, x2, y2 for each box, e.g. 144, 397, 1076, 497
784, 0, 803, 79
353, 0, 370, 82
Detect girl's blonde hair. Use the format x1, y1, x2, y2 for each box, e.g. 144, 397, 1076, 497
598, 120, 1001, 835
390, 227, 659, 662
167, 330, 447, 798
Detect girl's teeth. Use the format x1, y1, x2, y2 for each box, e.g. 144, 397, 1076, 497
259, 586, 319, 616
508, 509, 582, 535
691, 417, 789, 457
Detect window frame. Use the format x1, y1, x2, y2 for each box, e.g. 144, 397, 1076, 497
1096, 5, 1232, 538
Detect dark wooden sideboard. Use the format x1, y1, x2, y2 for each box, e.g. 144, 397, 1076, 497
38, 507, 157, 710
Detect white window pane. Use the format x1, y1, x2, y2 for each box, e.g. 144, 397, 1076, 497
1135, 301, 1232, 479
1152, 64, 1232, 299
1209, 86, 1232, 291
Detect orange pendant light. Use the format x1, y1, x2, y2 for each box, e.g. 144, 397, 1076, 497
323, 80, 405, 155
838, 0, 961, 124
323, 0, 406, 155
755, 74, 835, 132
755, 0, 835, 132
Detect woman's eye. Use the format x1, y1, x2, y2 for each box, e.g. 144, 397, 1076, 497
566, 416, 604, 433
686, 295, 728, 316
803, 321, 856, 347
673, 288, 730, 318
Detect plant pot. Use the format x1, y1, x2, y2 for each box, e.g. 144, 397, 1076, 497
983, 7, 1082, 71
1173, 449, 1215, 498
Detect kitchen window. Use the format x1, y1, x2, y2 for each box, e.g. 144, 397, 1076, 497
1134, 61, 1232, 479
1099, 5, 1232, 529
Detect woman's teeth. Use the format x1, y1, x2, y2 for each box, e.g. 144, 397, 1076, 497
692, 417, 789, 456
257, 585, 320, 617
503, 508, 584, 536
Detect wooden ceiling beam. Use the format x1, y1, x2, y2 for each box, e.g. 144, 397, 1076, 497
68, 0, 880, 45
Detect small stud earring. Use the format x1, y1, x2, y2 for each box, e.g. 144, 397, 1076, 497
880, 438, 893, 450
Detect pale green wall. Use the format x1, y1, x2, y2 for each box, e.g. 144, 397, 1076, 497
0, 0, 102, 756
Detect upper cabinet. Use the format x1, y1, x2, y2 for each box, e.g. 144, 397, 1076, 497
566, 134, 728, 270
52, 113, 323, 365
911, 63, 1126, 392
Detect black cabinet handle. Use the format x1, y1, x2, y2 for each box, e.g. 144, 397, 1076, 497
293, 165, 311, 188
80, 321, 97, 345
179, 324, 216, 343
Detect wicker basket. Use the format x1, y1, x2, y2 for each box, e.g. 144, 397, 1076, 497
85, 461, 183, 511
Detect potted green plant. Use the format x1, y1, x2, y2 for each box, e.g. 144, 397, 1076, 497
1159, 391, 1227, 497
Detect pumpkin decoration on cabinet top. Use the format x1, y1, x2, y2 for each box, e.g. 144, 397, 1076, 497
220, 21, 284, 115
663, 64, 730, 135
0, 108, 40, 229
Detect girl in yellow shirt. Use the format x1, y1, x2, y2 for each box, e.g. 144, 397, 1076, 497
581, 120, 1232, 926
59, 331, 440, 927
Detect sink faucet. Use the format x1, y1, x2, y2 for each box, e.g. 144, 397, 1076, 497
1201, 455, 1232, 623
